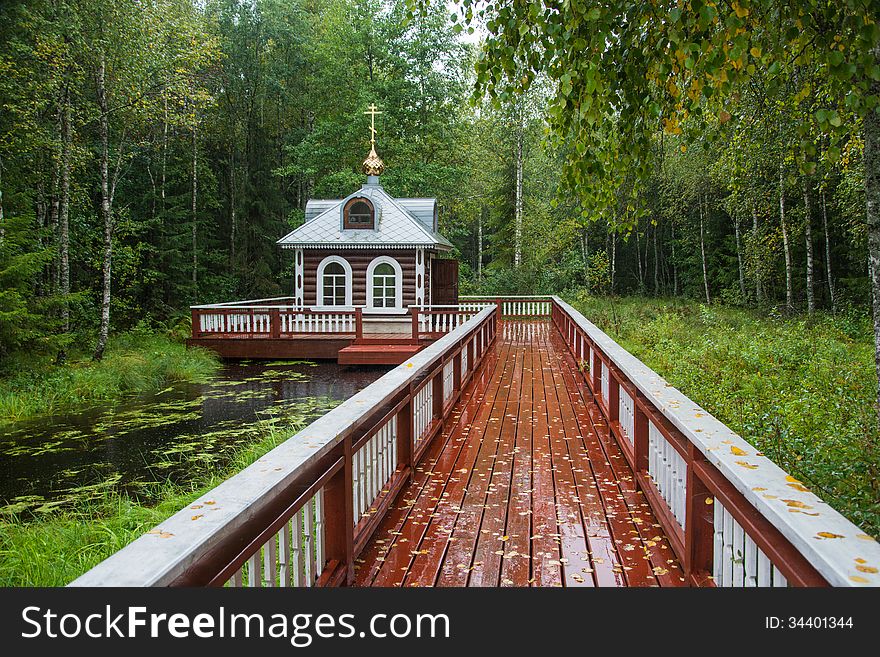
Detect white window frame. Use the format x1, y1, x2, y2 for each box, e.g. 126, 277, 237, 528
366, 256, 404, 313
315, 255, 353, 309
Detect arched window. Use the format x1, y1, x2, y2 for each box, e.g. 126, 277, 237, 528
372, 263, 395, 308
343, 197, 375, 229
366, 256, 403, 311
316, 256, 352, 307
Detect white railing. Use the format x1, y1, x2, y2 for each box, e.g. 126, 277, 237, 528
413, 379, 433, 449
459, 296, 553, 318
353, 417, 397, 527
226, 489, 325, 588
199, 310, 273, 334
442, 358, 454, 403
618, 386, 635, 445
648, 420, 687, 530
281, 310, 355, 334
600, 360, 609, 405
714, 498, 788, 587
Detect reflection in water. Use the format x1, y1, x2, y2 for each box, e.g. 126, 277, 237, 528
0, 361, 386, 514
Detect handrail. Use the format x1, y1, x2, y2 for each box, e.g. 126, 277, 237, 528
549, 295, 880, 587
191, 296, 298, 309
70, 305, 497, 587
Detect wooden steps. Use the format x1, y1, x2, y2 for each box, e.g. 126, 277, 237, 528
338, 342, 424, 365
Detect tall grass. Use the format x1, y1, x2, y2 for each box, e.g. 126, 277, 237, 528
0, 418, 300, 586
569, 294, 880, 538
0, 332, 219, 425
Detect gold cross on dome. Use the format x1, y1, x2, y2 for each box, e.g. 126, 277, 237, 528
364, 103, 382, 145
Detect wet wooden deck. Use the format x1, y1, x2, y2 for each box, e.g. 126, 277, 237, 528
354, 320, 686, 587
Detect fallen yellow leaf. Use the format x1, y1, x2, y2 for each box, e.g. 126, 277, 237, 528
816, 532, 844, 539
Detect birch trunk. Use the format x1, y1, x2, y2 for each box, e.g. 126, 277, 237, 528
700, 195, 710, 304
735, 214, 746, 300
513, 109, 523, 269
477, 206, 484, 283
635, 227, 644, 290
802, 178, 815, 313
821, 188, 835, 310
191, 117, 198, 290
230, 144, 236, 265
752, 204, 763, 302
671, 221, 678, 296
653, 223, 659, 295
780, 165, 794, 309
864, 49, 880, 423
93, 53, 112, 361
59, 84, 72, 341
49, 120, 60, 293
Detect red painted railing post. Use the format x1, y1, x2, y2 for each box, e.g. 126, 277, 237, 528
634, 399, 649, 475
323, 437, 354, 585
453, 348, 462, 398
396, 397, 414, 481
432, 369, 444, 421
191, 309, 200, 338
355, 307, 363, 340
411, 307, 419, 344
608, 370, 620, 425
270, 308, 281, 338
685, 445, 714, 586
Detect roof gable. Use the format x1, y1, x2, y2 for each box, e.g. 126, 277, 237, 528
278, 184, 451, 250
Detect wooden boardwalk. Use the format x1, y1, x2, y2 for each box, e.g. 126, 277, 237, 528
354, 321, 686, 587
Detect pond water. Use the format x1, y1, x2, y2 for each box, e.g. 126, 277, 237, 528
0, 360, 386, 515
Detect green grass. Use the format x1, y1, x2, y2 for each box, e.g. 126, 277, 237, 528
568, 293, 880, 538
0, 417, 306, 586
0, 332, 219, 425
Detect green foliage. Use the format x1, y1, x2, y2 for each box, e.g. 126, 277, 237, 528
571, 294, 880, 537
0, 331, 218, 424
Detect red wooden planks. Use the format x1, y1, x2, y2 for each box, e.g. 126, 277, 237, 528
355, 320, 685, 588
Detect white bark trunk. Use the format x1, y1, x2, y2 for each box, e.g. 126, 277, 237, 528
700, 195, 710, 304
59, 84, 71, 337
671, 220, 678, 295
821, 188, 835, 310
191, 117, 198, 289
735, 214, 746, 299
514, 111, 523, 269
780, 166, 793, 309
752, 204, 762, 302
477, 207, 484, 283
93, 53, 112, 361
864, 49, 880, 422
802, 178, 815, 313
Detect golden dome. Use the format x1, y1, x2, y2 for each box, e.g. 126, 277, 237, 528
362, 145, 385, 176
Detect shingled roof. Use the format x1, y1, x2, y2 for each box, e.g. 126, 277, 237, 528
277, 182, 452, 250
